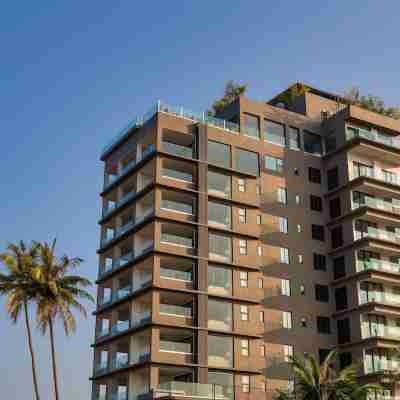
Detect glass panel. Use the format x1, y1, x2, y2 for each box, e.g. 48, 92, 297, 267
288, 127, 300, 150
235, 148, 259, 176
264, 120, 286, 146
304, 131, 323, 155
208, 140, 230, 168
208, 334, 233, 367
243, 113, 260, 139
208, 201, 231, 228
208, 299, 232, 331
208, 264, 232, 295
209, 233, 232, 262
208, 170, 231, 198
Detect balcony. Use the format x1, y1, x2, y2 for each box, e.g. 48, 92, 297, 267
162, 159, 195, 184
347, 125, 400, 151
364, 352, 400, 375
351, 164, 400, 187
104, 145, 156, 191
161, 190, 196, 217
160, 257, 194, 283
159, 304, 192, 318
208, 170, 231, 199
161, 127, 195, 159
208, 233, 232, 263
354, 227, 400, 244
362, 319, 400, 341
357, 259, 400, 275
154, 382, 232, 400
352, 195, 400, 215
160, 223, 196, 251
208, 264, 232, 296
359, 283, 400, 306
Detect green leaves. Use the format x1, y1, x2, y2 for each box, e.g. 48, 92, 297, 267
210, 80, 248, 115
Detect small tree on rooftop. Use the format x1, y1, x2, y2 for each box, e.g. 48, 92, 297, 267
210, 80, 248, 115
343, 87, 400, 119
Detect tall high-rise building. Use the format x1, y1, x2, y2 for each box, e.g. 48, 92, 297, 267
92, 83, 400, 400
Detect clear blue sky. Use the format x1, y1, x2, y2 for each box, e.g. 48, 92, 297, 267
1, 1, 399, 399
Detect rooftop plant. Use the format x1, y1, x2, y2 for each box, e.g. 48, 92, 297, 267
210, 80, 247, 115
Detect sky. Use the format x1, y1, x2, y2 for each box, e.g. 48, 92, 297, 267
0, 1, 400, 399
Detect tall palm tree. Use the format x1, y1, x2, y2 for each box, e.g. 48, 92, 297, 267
0, 241, 41, 400
34, 240, 94, 400
276, 350, 380, 400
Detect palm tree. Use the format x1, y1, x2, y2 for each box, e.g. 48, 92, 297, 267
33, 240, 94, 400
276, 350, 380, 400
0, 241, 41, 400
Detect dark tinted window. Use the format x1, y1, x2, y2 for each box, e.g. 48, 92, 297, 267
314, 253, 327, 271
335, 287, 348, 311
331, 226, 343, 249
333, 256, 346, 280
304, 131, 323, 155
327, 167, 339, 190
329, 197, 342, 219
310, 195, 323, 212
264, 120, 285, 146
337, 318, 351, 344
309, 167, 322, 184
317, 316, 331, 334
312, 224, 325, 241
208, 140, 230, 168
235, 148, 259, 176
315, 284, 330, 302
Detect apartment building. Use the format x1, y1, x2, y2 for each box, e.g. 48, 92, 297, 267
91, 83, 400, 400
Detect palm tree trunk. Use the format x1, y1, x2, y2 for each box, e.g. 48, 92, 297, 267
49, 319, 60, 400
23, 302, 41, 400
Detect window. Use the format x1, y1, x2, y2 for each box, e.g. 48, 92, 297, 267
240, 305, 249, 321
281, 279, 291, 296
327, 167, 339, 190
265, 156, 284, 173
263, 119, 286, 146
329, 197, 341, 219
280, 247, 290, 264
331, 226, 343, 249
235, 148, 259, 176
208, 170, 231, 198
256, 215, 262, 225
282, 311, 292, 329
240, 339, 249, 356
284, 345, 294, 362
279, 217, 288, 233
337, 318, 351, 344
208, 201, 232, 228
317, 316, 331, 334
209, 233, 232, 262
240, 271, 248, 288
309, 167, 322, 184
335, 287, 348, 311
240, 375, 250, 393
383, 169, 397, 184
333, 256, 346, 279
277, 187, 288, 205
208, 334, 233, 368
257, 246, 262, 256
239, 240, 247, 255
238, 178, 246, 192
313, 253, 327, 271
208, 140, 230, 168
295, 194, 301, 205
315, 284, 330, 302
208, 264, 232, 295
259, 311, 264, 322
312, 224, 325, 241
310, 195, 323, 212
244, 113, 260, 139
304, 131, 323, 155
208, 299, 232, 331
288, 127, 301, 150
298, 254, 303, 264
238, 208, 246, 223
260, 345, 265, 357
257, 278, 263, 289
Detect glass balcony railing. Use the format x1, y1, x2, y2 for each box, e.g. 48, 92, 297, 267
159, 304, 192, 318
162, 168, 193, 183
161, 233, 194, 248
159, 340, 192, 354
347, 126, 400, 150
130, 351, 150, 365
109, 393, 128, 400
357, 259, 400, 274
100, 212, 154, 249
161, 200, 194, 215
102, 190, 140, 218
102, 101, 239, 158
111, 353, 129, 370
162, 141, 194, 159
103, 145, 156, 190
363, 324, 400, 340
160, 267, 193, 282
352, 167, 400, 186
95, 361, 108, 374
111, 320, 130, 335
354, 228, 400, 243
359, 291, 400, 306
113, 286, 132, 302
131, 311, 152, 327
353, 197, 400, 214
364, 357, 400, 374
98, 244, 154, 279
